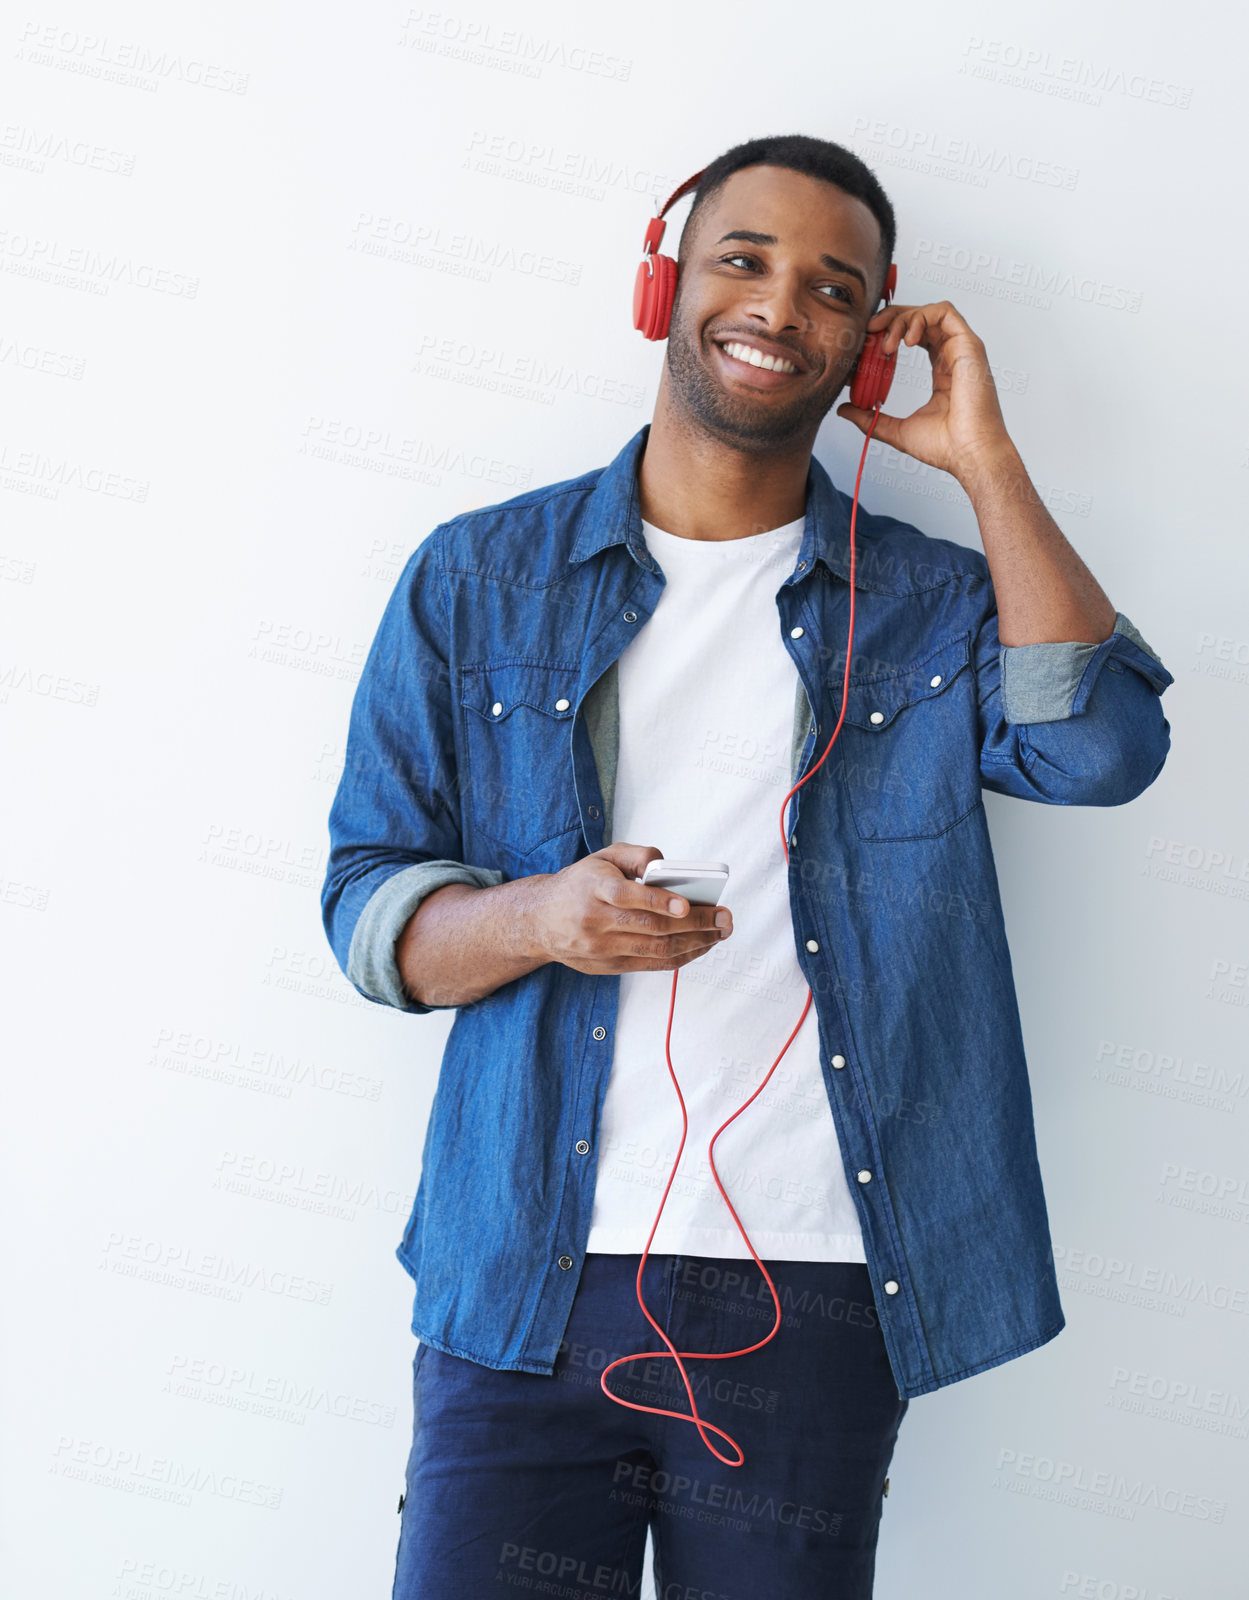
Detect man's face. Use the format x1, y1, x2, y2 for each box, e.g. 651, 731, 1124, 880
664, 164, 884, 451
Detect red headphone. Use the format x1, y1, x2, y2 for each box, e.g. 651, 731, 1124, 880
632, 168, 898, 412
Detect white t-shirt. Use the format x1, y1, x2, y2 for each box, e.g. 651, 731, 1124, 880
584, 515, 866, 1262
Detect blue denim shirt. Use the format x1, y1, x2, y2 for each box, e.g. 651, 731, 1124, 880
321, 423, 1174, 1400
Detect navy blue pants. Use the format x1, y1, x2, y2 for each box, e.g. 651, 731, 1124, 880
391, 1253, 908, 1599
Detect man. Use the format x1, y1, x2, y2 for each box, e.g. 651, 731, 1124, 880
321, 133, 1173, 1599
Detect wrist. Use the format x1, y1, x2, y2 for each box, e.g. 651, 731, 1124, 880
514, 873, 555, 963
955, 436, 1024, 500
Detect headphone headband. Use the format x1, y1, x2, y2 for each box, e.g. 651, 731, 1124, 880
641, 169, 706, 261
654, 168, 707, 219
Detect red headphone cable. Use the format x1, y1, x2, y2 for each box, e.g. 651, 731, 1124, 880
600, 400, 884, 1465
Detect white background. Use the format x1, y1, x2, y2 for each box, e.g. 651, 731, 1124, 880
2, 3, 1246, 1597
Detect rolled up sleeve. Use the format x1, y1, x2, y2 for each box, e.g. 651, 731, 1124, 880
346, 859, 504, 1012
976, 601, 1175, 807
320, 528, 504, 1014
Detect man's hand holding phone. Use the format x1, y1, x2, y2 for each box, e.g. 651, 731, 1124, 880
531, 844, 732, 978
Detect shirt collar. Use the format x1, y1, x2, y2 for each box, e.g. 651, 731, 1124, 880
568, 422, 862, 589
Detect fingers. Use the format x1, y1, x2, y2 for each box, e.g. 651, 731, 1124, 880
621, 937, 723, 974
603, 916, 730, 967
575, 922, 729, 977
613, 904, 732, 940
880, 308, 926, 359
598, 865, 681, 918
866, 300, 982, 359
607, 875, 733, 937
661, 944, 719, 972
836, 401, 906, 451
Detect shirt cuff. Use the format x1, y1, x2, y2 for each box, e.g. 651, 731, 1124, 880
346, 860, 506, 1011
999, 611, 1171, 725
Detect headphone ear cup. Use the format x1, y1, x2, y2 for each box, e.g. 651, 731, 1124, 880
848, 330, 897, 412
633, 253, 678, 340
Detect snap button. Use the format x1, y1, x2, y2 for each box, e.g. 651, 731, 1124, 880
869, 711, 885, 725
857, 1169, 872, 1183
797, 560, 806, 570
790, 626, 804, 639
575, 1140, 590, 1155
929, 675, 942, 688
491, 701, 503, 716
831, 1054, 846, 1069
884, 1280, 899, 1295
558, 1255, 573, 1270
623, 610, 638, 623
790, 833, 797, 848
805, 939, 819, 953
592, 1026, 606, 1040
588, 805, 599, 819
555, 698, 570, 711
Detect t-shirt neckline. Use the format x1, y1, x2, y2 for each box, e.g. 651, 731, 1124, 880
639, 513, 806, 547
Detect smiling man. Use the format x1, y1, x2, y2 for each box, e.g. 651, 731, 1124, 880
322, 133, 1174, 1600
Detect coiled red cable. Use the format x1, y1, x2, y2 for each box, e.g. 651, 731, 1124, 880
600, 403, 883, 1466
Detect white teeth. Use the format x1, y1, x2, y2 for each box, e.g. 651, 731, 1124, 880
722, 340, 797, 374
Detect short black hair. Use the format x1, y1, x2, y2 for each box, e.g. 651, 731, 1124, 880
676, 132, 896, 303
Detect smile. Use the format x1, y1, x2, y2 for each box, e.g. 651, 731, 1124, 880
712, 338, 804, 388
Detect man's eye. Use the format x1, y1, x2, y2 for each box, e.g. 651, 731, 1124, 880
721, 255, 852, 303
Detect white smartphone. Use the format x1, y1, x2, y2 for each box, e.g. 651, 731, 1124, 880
639, 859, 730, 907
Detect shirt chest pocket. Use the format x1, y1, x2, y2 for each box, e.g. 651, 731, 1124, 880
460, 662, 582, 856
836, 632, 981, 842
